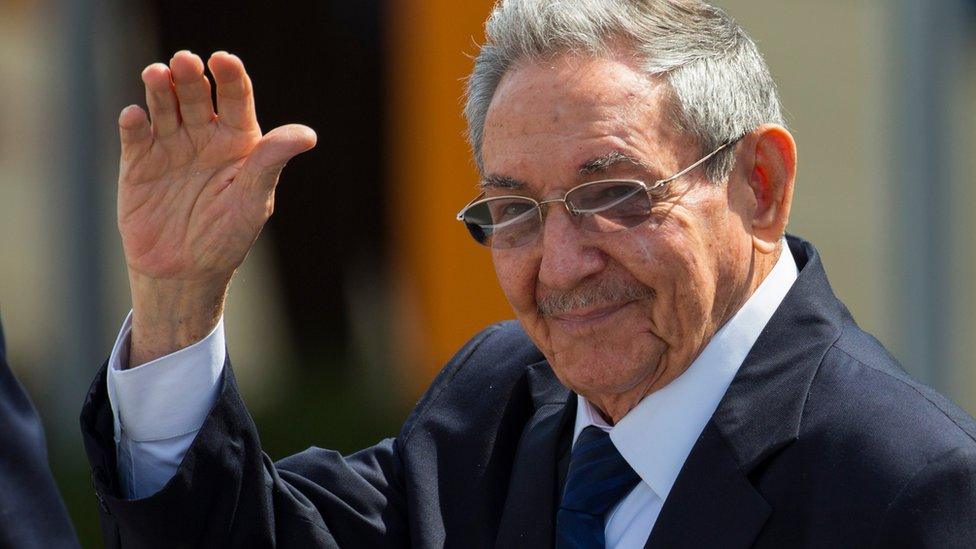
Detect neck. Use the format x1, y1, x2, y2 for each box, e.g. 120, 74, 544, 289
715, 244, 781, 335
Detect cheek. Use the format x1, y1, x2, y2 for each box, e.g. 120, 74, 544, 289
492, 252, 537, 315
494, 253, 559, 356
624, 205, 705, 285
619, 207, 718, 343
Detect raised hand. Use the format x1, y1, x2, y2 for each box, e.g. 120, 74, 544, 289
117, 51, 316, 367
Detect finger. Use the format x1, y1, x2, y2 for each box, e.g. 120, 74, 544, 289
208, 52, 258, 131
118, 104, 152, 157
238, 124, 317, 196
142, 63, 180, 138
169, 50, 216, 128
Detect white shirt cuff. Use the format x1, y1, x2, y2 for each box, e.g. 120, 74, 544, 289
106, 311, 226, 443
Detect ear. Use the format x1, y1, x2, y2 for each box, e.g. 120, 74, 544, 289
742, 124, 796, 254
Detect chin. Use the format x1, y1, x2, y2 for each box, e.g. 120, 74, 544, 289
545, 333, 664, 398
517, 307, 666, 393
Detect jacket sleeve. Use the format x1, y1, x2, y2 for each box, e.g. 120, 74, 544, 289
0, 326, 79, 548
872, 445, 976, 547
81, 357, 408, 549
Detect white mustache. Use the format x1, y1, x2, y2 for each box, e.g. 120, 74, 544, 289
537, 279, 655, 316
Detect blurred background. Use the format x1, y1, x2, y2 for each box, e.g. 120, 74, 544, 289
1, 0, 975, 545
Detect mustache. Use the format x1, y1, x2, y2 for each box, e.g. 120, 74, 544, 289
537, 278, 655, 316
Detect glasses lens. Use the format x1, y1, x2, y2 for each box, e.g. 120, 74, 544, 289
461, 197, 540, 248
567, 180, 651, 232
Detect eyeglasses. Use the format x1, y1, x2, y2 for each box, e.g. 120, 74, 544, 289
456, 140, 737, 249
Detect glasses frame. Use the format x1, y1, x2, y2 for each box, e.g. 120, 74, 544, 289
455, 139, 739, 246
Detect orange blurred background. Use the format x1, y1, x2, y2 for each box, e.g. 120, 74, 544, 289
388, 0, 512, 391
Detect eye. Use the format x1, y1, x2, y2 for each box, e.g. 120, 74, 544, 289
568, 181, 644, 214
489, 199, 536, 223
503, 202, 532, 217
595, 184, 638, 201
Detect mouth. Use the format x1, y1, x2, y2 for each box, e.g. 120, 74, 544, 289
547, 300, 638, 332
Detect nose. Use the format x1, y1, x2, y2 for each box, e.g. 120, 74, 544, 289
537, 205, 607, 292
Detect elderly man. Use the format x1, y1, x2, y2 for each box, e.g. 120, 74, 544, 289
82, 0, 976, 547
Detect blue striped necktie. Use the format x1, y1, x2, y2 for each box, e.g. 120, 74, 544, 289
556, 425, 641, 549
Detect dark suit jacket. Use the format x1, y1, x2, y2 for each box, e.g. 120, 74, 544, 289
0, 320, 78, 548
82, 236, 976, 548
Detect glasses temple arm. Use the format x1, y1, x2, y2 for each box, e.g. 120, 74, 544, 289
653, 139, 737, 188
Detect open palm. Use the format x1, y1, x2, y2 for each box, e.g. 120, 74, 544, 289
118, 51, 316, 283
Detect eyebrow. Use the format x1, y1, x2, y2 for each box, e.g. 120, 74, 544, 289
479, 174, 527, 191
478, 150, 651, 191
578, 151, 651, 176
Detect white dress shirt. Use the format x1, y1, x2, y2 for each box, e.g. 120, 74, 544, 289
107, 243, 798, 546
106, 313, 226, 499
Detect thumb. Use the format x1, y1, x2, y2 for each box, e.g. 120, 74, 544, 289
239, 124, 317, 196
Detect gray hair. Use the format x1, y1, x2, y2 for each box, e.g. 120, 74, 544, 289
464, 0, 786, 182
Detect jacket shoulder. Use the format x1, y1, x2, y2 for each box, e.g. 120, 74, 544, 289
802, 324, 976, 480
399, 321, 545, 444
833, 326, 976, 443
872, 444, 976, 545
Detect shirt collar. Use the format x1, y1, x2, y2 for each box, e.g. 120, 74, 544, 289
572, 241, 799, 500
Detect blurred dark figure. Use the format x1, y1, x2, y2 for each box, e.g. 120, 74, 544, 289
0, 318, 78, 548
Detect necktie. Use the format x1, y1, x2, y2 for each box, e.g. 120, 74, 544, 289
556, 425, 641, 549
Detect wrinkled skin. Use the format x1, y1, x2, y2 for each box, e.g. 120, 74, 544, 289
481, 52, 791, 422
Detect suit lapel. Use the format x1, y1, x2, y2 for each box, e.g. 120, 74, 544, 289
495, 361, 574, 549
646, 236, 850, 547
645, 422, 770, 548
709, 236, 847, 469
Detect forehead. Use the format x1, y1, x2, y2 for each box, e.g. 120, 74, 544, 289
481, 53, 686, 182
